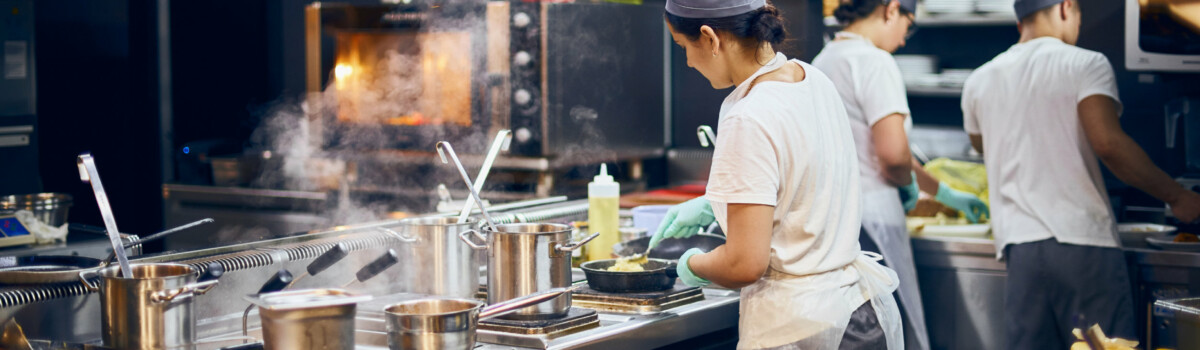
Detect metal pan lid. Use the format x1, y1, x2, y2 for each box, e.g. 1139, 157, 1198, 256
245, 288, 372, 310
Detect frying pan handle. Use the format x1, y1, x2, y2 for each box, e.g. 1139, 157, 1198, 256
557, 232, 600, 252
151, 280, 219, 304
78, 270, 100, 292
665, 263, 680, 279
458, 230, 488, 250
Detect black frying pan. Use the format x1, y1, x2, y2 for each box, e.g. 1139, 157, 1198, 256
613, 233, 726, 260
581, 258, 679, 293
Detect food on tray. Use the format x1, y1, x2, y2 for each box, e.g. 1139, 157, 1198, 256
607, 259, 645, 272
1174, 232, 1199, 243
907, 199, 959, 218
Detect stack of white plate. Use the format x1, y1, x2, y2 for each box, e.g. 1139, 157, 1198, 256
939, 68, 974, 88
976, 0, 1015, 15
895, 55, 940, 88
925, 0, 975, 14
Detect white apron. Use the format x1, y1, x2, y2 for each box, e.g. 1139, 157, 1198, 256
862, 190, 931, 350
721, 55, 904, 350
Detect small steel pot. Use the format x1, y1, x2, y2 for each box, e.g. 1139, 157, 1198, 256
459, 223, 596, 320
79, 263, 218, 350
384, 286, 577, 350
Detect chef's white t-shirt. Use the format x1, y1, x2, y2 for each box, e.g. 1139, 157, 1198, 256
706, 53, 864, 277
812, 34, 913, 224
961, 37, 1123, 258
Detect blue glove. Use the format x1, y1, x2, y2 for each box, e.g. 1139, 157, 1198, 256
676, 248, 711, 288
648, 197, 715, 250
899, 171, 919, 213
934, 182, 990, 223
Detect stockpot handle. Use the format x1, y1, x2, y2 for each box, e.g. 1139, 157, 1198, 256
458, 229, 488, 250
78, 270, 100, 292
377, 227, 418, 243
151, 279, 219, 304
557, 232, 600, 252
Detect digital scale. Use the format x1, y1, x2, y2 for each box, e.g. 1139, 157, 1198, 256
0, 214, 37, 248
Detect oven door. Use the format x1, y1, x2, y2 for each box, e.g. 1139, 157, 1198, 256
306, 2, 498, 153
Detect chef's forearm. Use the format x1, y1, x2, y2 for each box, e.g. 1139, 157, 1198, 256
689, 246, 762, 289
689, 203, 774, 289
1098, 135, 1186, 205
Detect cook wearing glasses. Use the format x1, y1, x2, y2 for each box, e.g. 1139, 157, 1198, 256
812, 1, 989, 350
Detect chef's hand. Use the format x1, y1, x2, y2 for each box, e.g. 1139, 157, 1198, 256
648, 197, 715, 250
899, 172, 920, 212
1169, 190, 1200, 223
935, 182, 989, 223
677, 248, 711, 288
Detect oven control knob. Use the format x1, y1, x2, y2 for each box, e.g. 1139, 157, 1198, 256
513, 12, 532, 28
514, 89, 532, 105
515, 128, 533, 143
514, 51, 532, 66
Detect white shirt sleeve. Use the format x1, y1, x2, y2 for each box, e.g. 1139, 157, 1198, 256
705, 115, 779, 206
858, 54, 912, 127
962, 75, 981, 134
1076, 53, 1123, 117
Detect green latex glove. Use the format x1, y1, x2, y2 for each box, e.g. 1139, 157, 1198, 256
677, 248, 711, 287
899, 171, 919, 212
935, 182, 990, 223
648, 197, 715, 250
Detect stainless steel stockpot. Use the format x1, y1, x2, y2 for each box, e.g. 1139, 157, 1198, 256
386, 217, 479, 298
460, 223, 596, 320
79, 263, 218, 350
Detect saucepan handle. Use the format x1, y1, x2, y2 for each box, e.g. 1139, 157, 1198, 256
151, 280, 219, 304
377, 227, 418, 243
556, 232, 600, 252
458, 229, 488, 250
78, 270, 100, 292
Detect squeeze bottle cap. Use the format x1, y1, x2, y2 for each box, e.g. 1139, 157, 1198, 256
594, 164, 615, 183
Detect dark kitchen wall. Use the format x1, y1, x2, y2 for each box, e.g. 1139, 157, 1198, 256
169, 1, 273, 157
35, 0, 165, 236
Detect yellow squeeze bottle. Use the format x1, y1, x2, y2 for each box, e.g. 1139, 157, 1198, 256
586, 164, 620, 261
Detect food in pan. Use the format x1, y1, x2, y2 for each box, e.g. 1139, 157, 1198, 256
1174, 232, 1199, 243
607, 260, 645, 272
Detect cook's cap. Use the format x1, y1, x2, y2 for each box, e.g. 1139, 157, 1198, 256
1014, 0, 1064, 19
666, 0, 767, 19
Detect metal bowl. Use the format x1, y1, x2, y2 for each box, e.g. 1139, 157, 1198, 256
0, 193, 73, 226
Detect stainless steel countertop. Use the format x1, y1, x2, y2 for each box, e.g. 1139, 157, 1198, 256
911, 234, 1200, 268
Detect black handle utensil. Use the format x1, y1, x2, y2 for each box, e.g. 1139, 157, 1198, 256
342, 249, 400, 288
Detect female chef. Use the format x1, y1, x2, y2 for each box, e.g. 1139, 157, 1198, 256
810, 1, 988, 349
651, 0, 904, 348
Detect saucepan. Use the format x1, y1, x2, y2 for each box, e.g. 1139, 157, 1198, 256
580, 258, 679, 293
383, 285, 580, 350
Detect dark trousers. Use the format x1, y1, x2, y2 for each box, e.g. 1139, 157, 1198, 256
1004, 239, 1136, 350
840, 302, 887, 350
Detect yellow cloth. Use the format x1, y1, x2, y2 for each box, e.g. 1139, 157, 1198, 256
923, 158, 989, 205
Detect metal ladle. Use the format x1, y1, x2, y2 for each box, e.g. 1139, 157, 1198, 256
436, 141, 498, 230
457, 130, 512, 224
77, 153, 132, 278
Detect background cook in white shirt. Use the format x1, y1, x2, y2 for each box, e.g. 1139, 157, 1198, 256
961, 0, 1200, 347
659, 0, 903, 348
812, 0, 986, 349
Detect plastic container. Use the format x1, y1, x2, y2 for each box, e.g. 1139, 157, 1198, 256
586, 164, 620, 261
631, 205, 672, 236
